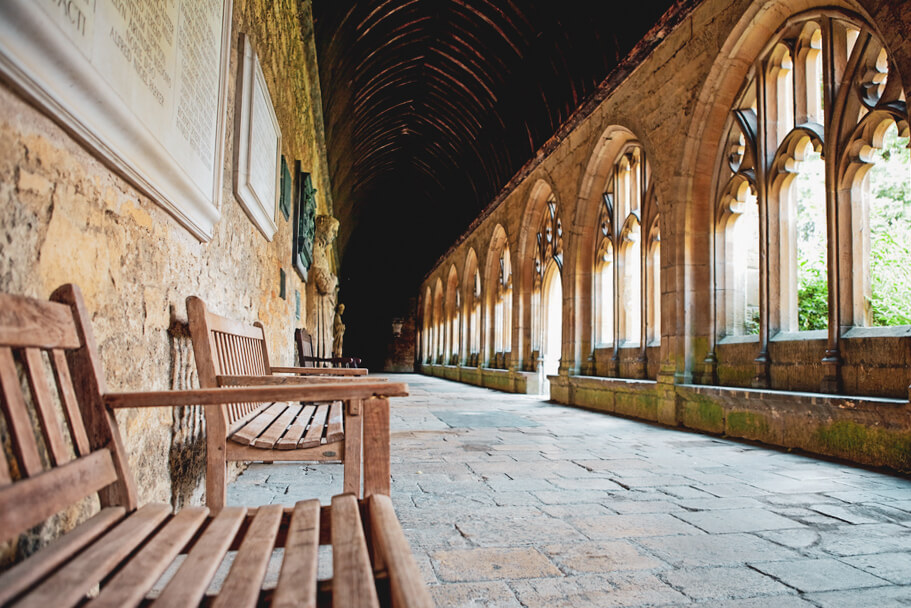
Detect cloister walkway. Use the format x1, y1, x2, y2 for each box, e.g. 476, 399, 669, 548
228, 374, 911, 607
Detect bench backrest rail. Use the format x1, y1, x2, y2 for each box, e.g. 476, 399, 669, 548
0, 285, 137, 544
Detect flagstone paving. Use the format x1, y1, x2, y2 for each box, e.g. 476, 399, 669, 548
228, 374, 911, 607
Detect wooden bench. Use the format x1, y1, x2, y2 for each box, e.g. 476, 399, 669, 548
187, 297, 383, 510
296, 327, 362, 368
0, 284, 432, 607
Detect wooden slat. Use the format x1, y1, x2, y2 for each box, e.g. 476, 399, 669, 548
253, 403, 302, 448
218, 374, 377, 386
0, 346, 43, 477
0, 439, 10, 485
104, 382, 409, 409
0, 449, 117, 544
368, 495, 435, 608
0, 507, 125, 606
232, 402, 286, 444
49, 349, 91, 456
89, 507, 210, 608
212, 504, 283, 608
152, 507, 247, 607
51, 284, 137, 510
363, 398, 391, 497
343, 404, 363, 495
272, 500, 320, 608
205, 311, 265, 342
0, 292, 81, 349
272, 366, 368, 376
17, 503, 171, 608
227, 441, 344, 462
326, 401, 344, 444
24, 348, 70, 465
300, 403, 330, 449
277, 404, 315, 449
331, 494, 380, 608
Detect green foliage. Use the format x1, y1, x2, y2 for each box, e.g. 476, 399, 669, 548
797, 261, 828, 331
795, 149, 829, 329
867, 123, 911, 326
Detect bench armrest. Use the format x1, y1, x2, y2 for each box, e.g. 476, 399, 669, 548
299, 355, 362, 368
271, 366, 368, 376
216, 374, 380, 386
103, 382, 408, 409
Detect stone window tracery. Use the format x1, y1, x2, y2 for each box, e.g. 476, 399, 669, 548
493, 246, 512, 367
531, 196, 563, 358
712, 10, 909, 389
592, 141, 660, 378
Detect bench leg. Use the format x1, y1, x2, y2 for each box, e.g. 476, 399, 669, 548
343, 404, 363, 496
207, 429, 227, 510
363, 397, 390, 496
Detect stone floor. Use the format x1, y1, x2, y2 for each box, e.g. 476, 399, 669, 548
228, 374, 911, 607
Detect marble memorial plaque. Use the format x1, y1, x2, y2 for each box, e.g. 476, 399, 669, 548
0, 0, 233, 241
233, 34, 281, 241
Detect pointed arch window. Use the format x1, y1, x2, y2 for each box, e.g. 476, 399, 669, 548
532, 197, 564, 357
712, 11, 909, 392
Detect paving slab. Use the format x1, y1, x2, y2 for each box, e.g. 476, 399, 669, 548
751, 557, 889, 592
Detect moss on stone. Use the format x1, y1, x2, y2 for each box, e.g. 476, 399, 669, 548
726, 410, 770, 439
813, 422, 911, 473
681, 395, 724, 432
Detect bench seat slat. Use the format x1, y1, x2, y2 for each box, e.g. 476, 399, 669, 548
272, 500, 320, 608
212, 504, 284, 608
276, 404, 316, 449
0, 507, 125, 606
17, 503, 171, 608
326, 401, 344, 444
368, 495, 436, 608
231, 402, 286, 445
0, 449, 117, 544
152, 507, 247, 607
253, 403, 303, 449
331, 494, 381, 608
88, 507, 210, 608
300, 403, 330, 449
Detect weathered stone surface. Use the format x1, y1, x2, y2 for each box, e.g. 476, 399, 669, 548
751, 558, 890, 593
223, 375, 911, 605
432, 548, 561, 582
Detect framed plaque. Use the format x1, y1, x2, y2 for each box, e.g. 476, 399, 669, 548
233, 34, 281, 241
0, 1, 234, 241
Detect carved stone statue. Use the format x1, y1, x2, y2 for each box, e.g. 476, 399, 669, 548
307, 215, 339, 359
332, 303, 346, 358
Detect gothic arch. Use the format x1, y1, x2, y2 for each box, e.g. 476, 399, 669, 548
432, 277, 444, 364
676, 0, 877, 382
517, 178, 563, 371
445, 264, 461, 364
483, 223, 512, 367
462, 247, 482, 365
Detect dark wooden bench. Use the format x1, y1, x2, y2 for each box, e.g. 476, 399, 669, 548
187, 297, 384, 510
296, 326, 363, 368
0, 284, 431, 607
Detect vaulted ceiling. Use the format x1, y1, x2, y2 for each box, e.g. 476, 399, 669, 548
311, 0, 680, 364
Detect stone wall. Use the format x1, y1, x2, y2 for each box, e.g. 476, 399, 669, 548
417, 0, 911, 472
0, 0, 335, 559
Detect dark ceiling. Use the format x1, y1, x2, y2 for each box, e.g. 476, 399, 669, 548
311, 0, 680, 367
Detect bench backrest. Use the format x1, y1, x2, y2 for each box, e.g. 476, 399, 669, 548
0, 284, 136, 544
295, 327, 318, 367
186, 296, 273, 429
